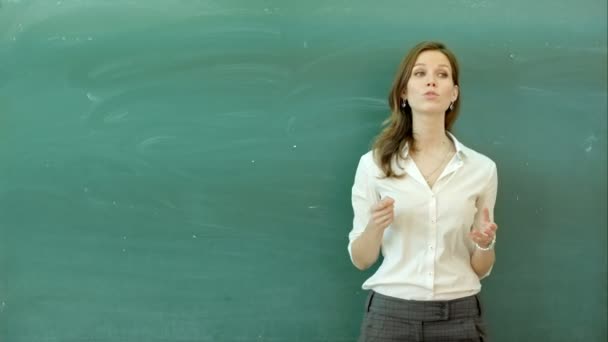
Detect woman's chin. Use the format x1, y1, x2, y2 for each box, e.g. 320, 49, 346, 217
411, 106, 448, 116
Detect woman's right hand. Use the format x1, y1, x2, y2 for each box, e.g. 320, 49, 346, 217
368, 196, 395, 231
351, 196, 396, 270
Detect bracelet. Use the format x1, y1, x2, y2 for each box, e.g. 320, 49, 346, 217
475, 236, 496, 251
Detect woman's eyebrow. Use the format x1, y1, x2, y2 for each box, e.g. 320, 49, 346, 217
414, 63, 450, 68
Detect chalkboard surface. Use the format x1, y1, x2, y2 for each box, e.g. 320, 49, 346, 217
0, 0, 606, 341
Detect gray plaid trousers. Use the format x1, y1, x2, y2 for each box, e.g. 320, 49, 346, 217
358, 291, 488, 342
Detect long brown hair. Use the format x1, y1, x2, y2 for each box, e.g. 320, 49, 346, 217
372, 41, 461, 178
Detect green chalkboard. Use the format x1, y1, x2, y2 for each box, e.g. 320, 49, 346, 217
0, 0, 606, 341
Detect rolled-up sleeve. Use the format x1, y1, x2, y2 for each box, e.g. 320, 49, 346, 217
347, 155, 378, 263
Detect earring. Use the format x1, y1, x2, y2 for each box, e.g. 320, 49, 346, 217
449, 102, 454, 111
401, 99, 408, 108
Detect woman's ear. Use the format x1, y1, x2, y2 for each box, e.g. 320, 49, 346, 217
452, 85, 459, 102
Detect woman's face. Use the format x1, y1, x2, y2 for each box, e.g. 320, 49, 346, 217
404, 50, 459, 115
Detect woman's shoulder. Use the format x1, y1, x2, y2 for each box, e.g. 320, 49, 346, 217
354, 150, 373, 172
356, 150, 383, 174
358, 150, 375, 163
459, 143, 497, 170
449, 133, 495, 169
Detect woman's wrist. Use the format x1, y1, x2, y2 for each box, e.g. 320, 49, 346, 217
475, 236, 496, 251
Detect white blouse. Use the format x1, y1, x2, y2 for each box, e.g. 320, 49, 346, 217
347, 133, 498, 300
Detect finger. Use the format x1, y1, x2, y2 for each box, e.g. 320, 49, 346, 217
473, 231, 492, 242
469, 234, 491, 246
371, 200, 391, 212
483, 226, 496, 236
483, 208, 491, 223
372, 212, 383, 221
378, 205, 394, 216
382, 196, 395, 204
378, 215, 394, 228
375, 210, 393, 221
469, 231, 489, 242
469, 231, 483, 240
382, 210, 395, 220
374, 215, 393, 228
379, 216, 393, 227
471, 227, 489, 237
374, 202, 394, 215
372, 206, 393, 219
469, 234, 484, 245
481, 223, 498, 236
378, 197, 395, 208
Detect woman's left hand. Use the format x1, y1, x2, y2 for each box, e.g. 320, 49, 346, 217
469, 208, 498, 248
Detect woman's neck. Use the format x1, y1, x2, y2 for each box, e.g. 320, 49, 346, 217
411, 112, 451, 153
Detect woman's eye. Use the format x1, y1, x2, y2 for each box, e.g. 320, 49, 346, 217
414, 71, 425, 76
438, 72, 449, 78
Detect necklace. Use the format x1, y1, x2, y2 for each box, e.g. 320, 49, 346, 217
418, 144, 453, 184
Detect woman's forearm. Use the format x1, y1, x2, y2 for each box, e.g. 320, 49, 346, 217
351, 224, 385, 270
471, 248, 495, 278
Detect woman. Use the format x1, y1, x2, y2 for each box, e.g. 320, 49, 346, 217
348, 41, 498, 342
